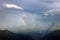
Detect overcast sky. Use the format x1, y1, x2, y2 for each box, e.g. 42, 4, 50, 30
0, 0, 60, 32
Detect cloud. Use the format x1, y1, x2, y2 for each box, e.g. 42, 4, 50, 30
3, 3, 24, 10
0, 0, 60, 13
0, 10, 48, 32
43, 9, 60, 16
43, 0, 60, 8
0, 0, 60, 32
14, 0, 60, 14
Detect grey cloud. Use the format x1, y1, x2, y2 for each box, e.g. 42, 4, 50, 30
43, 9, 60, 17
0, 10, 47, 32
16, 0, 60, 14
1, 0, 60, 13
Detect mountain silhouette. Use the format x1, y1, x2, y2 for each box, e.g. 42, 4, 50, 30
0, 30, 60, 40
44, 30, 60, 40
0, 30, 34, 40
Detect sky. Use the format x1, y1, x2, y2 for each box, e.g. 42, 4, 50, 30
0, 0, 60, 32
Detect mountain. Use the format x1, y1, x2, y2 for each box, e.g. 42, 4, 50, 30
0, 30, 34, 40
0, 30, 15, 40
1, 30, 60, 40
44, 30, 60, 40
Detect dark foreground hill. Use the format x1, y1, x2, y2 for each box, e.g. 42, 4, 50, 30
43, 30, 60, 40
0, 30, 60, 40
0, 30, 34, 40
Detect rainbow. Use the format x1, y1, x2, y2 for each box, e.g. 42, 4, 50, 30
19, 16, 29, 31
20, 16, 27, 27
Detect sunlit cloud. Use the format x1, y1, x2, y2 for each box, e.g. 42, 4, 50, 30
3, 3, 24, 10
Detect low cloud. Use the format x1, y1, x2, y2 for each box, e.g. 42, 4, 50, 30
0, 11, 47, 32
